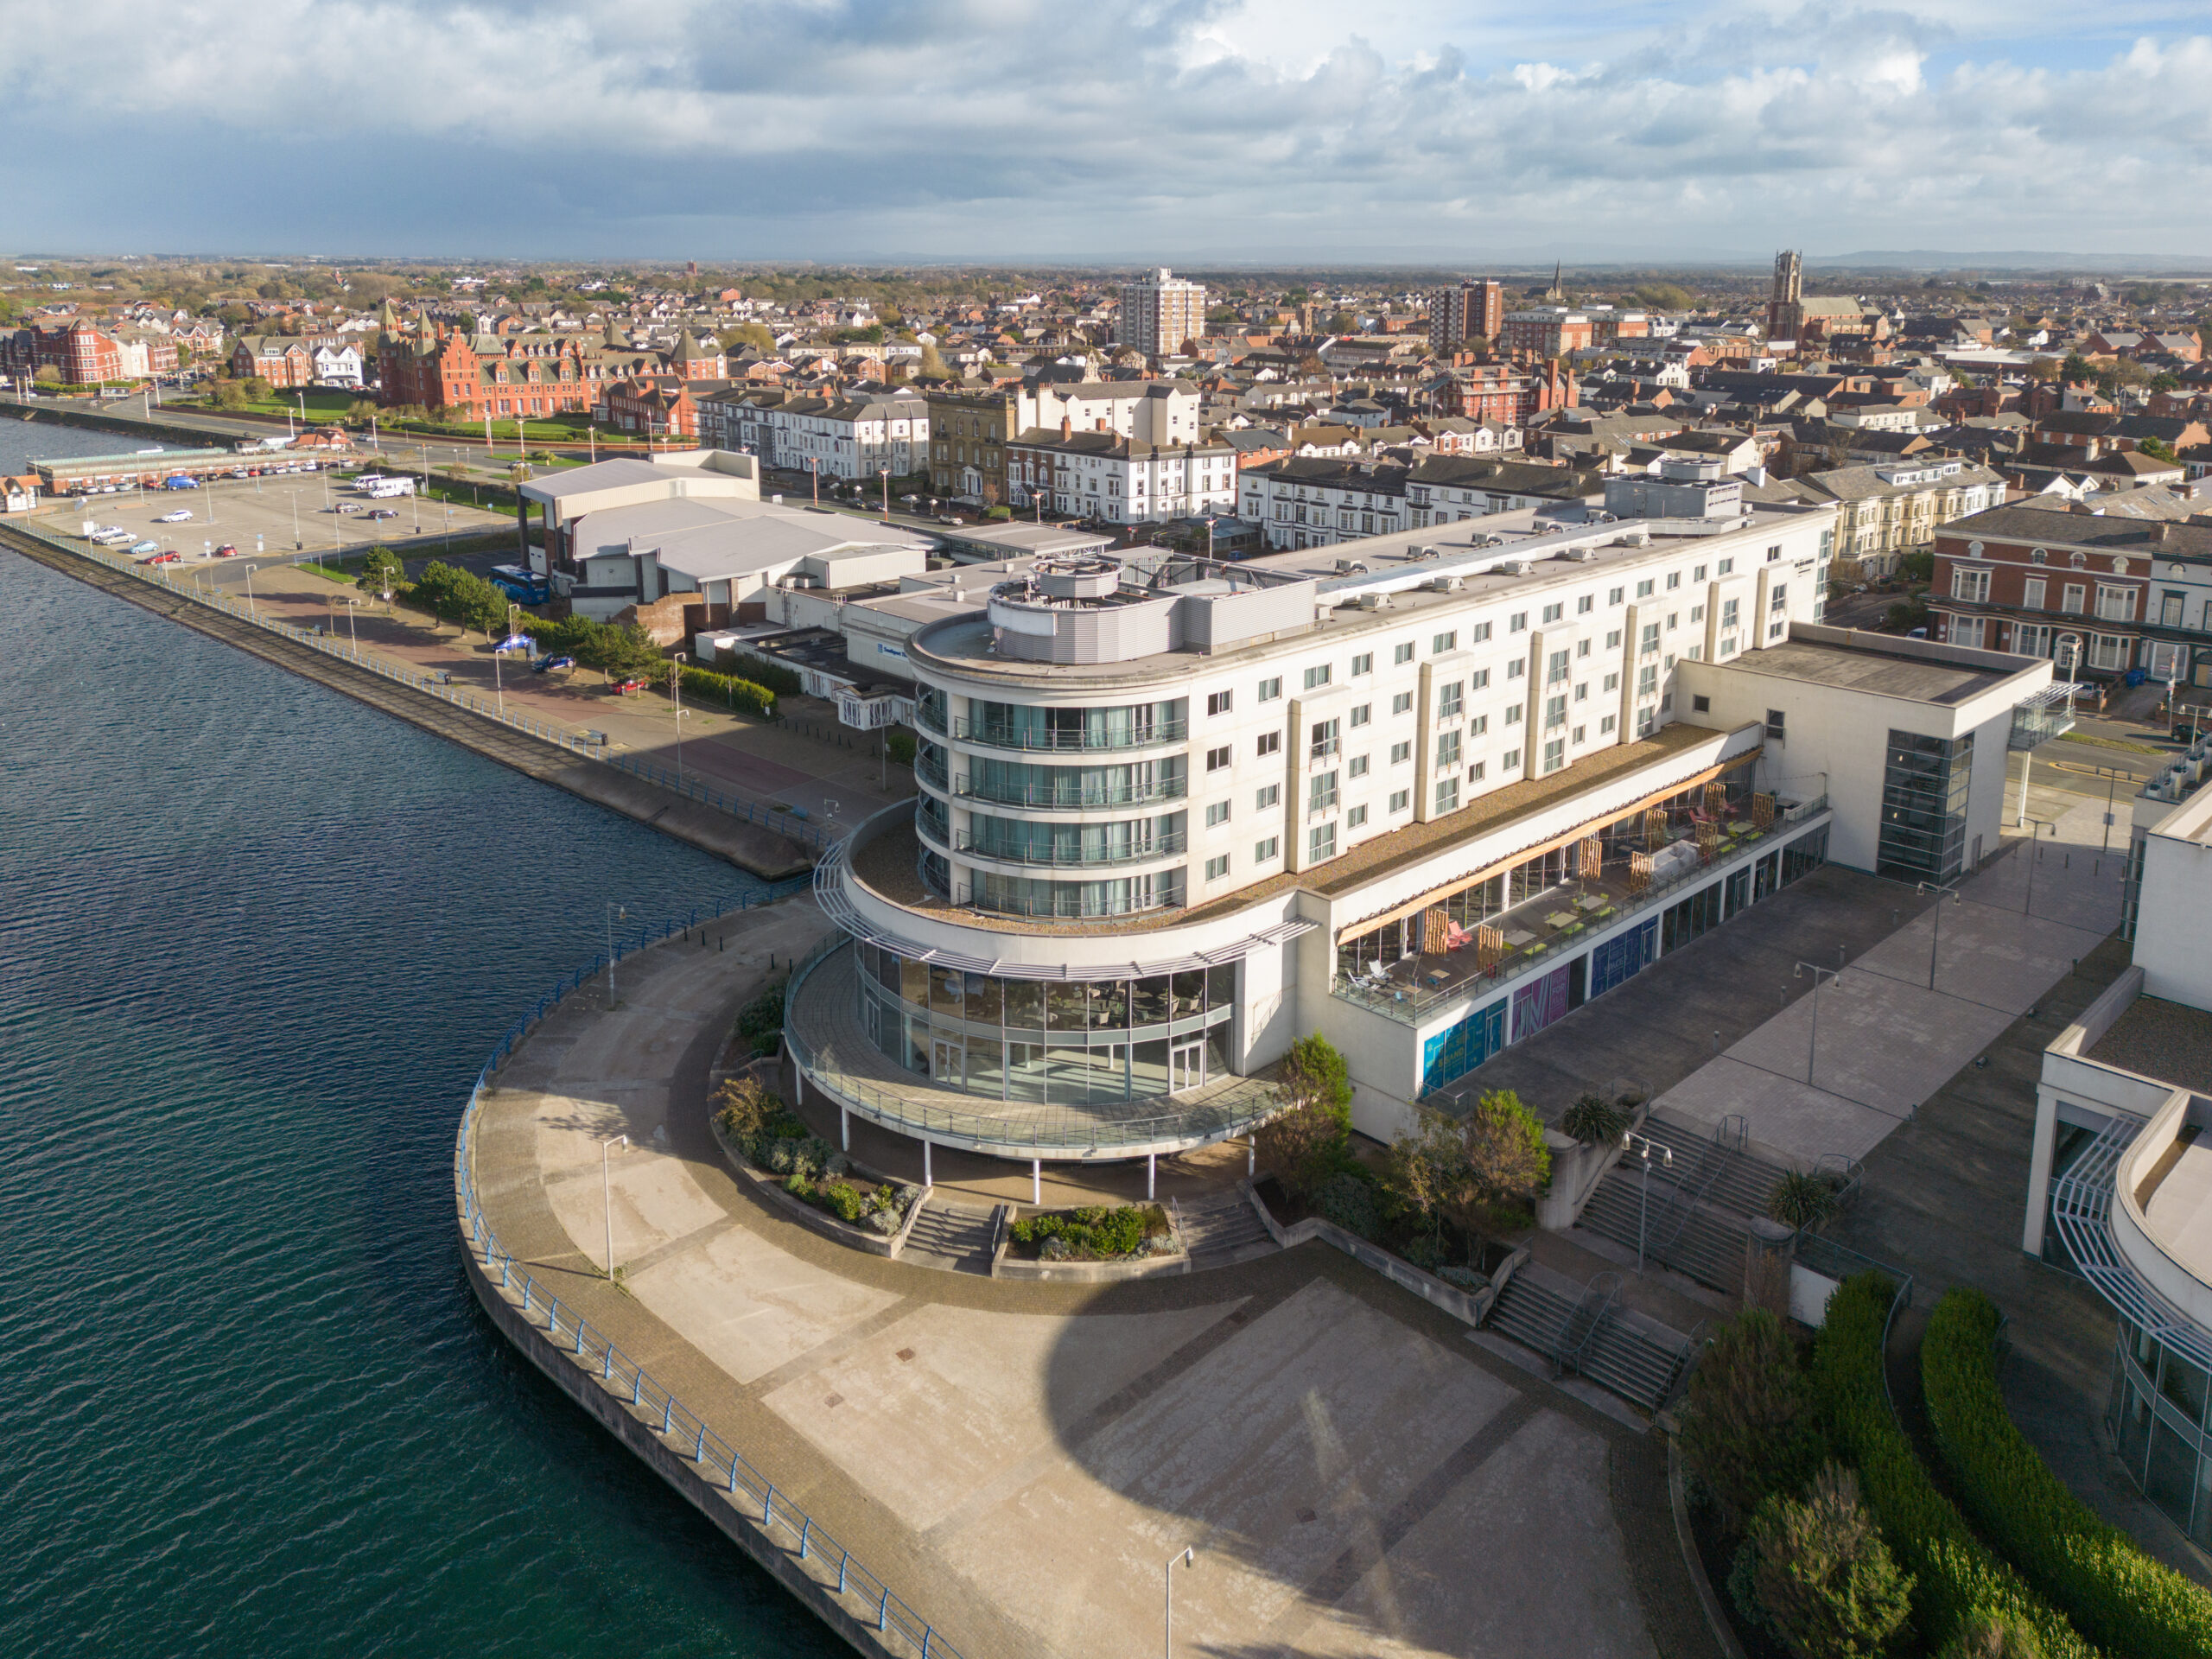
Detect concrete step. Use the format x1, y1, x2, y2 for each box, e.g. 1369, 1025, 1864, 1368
900, 1199, 997, 1274
1173, 1192, 1277, 1268
1485, 1272, 1688, 1413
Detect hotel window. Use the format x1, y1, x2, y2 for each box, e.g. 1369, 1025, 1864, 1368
1257, 730, 1281, 757
1600, 715, 1617, 734
1502, 747, 1521, 770
1574, 682, 1589, 702
1351, 652, 1373, 676
1439, 681, 1464, 719
1605, 629, 1622, 649
1309, 823, 1337, 861
1545, 695, 1567, 729
1718, 558, 1734, 575
1952, 567, 1991, 603
1259, 676, 1282, 700
1541, 602, 1564, 624
1640, 623, 1660, 654
1572, 725, 1586, 744
1577, 594, 1594, 614
1767, 544, 1783, 563
1348, 754, 1370, 778
1471, 621, 1492, 642
1433, 631, 1457, 653
1690, 605, 1705, 623
1470, 714, 1489, 735
1392, 691, 1414, 715
2090, 634, 2129, 671
1389, 789, 1410, 814
1722, 598, 1739, 631
1548, 649, 1570, 683
1205, 800, 1230, 827
1608, 586, 1624, 605
1304, 664, 1332, 690
1255, 836, 1279, 862
1207, 690, 1232, 715
1434, 779, 1460, 813
1205, 855, 1230, 881
1350, 702, 1371, 728
2021, 576, 2046, 610
1694, 564, 1707, 581
1347, 804, 1368, 828
1506, 659, 1523, 680
1255, 783, 1280, 810
1394, 642, 1414, 664
1638, 664, 1657, 696
1468, 760, 1486, 781
1510, 612, 1528, 632
1770, 583, 1788, 612
1437, 730, 1462, 768
1543, 738, 1566, 773
1471, 669, 1491, 690
2060, 583, 2085, 613
1666, 572, 1681, 590
1636, 579, 1655, 599
1206, 745, 1231, 772
1391, 741, 1412, 765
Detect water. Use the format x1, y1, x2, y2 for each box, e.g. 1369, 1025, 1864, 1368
0, 538, 842, 1658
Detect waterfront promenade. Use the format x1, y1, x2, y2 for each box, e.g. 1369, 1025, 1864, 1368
462, 899, 1720, 1659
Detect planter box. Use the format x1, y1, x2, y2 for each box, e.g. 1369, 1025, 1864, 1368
1245, 1182, 1497, 1325
710, 1120, 924, 1258
990, 1206, 1189, 1281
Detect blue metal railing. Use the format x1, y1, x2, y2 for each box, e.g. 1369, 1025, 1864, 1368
452, 891, 959, 1659
19, 523, 834, 855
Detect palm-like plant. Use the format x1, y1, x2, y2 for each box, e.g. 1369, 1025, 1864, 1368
1768, 1169, 1840, 1231
1560, 1092, 1630, 1147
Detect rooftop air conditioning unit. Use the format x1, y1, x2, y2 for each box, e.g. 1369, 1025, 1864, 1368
1562, 546, 1599, 562
1493, 559, 1536, 576
1335, 557, 1355, 572
1614, 528, 1651, 547
1427, 574, 1464, 593
1357, 592, 1390, 611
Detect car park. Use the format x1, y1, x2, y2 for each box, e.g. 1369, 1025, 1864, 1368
531, 654, 576, 674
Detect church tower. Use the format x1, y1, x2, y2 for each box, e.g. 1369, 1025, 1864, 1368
1768, 251, 1804, 344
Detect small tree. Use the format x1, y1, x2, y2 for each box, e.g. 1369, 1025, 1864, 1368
711, 1075, 778, 1141
1561, 1093, 1630, 1147
1450, 1089, 1549, 1240
356, 546, 404, 598
1769, 1170, 1840, 1230
1744, 1465, 1913, 1659
1938, 1612, 2046, 1659
1680, 1308, 1827, 1529
1255, 1034, 1351, 1200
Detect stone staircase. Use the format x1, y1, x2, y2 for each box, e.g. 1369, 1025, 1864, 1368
1173, 1190, 1279, 1269
899, 1198, 999, 1274
1573, 1114, 1796, 1296
1484, 1265, 1692, 1413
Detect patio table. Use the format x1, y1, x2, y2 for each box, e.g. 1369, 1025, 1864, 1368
1575, 894, 1606, 912
1503, 928, 1536, 948
1728, 820, 1755, 836
1544, 911, 1577, 928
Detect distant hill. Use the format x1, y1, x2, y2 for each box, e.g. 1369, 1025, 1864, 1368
1810, 250, 2212, 273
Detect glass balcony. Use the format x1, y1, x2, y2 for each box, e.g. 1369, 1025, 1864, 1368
955, 830, 1187, 869
951, 715, 1187, 753
957, 775, 1187, 810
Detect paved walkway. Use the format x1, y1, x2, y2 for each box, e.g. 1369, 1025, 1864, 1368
467, 903, 1722, 1659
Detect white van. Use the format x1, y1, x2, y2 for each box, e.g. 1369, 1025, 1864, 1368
362, 476, 415, 498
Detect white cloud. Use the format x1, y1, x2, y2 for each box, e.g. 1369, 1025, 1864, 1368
3, 1, 2211, 257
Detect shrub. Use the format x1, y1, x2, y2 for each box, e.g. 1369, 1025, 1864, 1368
1769, 1169, 1842, 1230
1256, 1034, 1353, 1199
819, 1181, 866, 1224
1741, 1464, 1913, 1659
678, 662, 778, 719
1680, 1307, 1828, 1530
733, 981, 786, 1057
1400, 1233, 1446, 1271
1811, 1274, 2090, 1657
1923, 1287, 2212, 1659
1560, 1092, 1630, 1147
885, 730, 917, 766
1939, 1612, 2047, 1659
712, 1075, 779, 1141
1009, 1204, 1167, 1260
1315, 1172, 1381, 1240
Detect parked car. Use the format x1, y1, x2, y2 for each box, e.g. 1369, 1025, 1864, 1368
214, 543, 238, 557
156, 508, 193, 524
531, 654, 576, 674
613, 677, 648, 694
367, 508, 398, 520
149, 550, 181, 565
128, 539, 159, 555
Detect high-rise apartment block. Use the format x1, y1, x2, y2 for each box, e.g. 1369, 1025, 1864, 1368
1118, 268, 1206, 358
1427, 280, 1505, 353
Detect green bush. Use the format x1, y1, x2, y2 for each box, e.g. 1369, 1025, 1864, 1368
1316, 1171, 1381, 1240
733, 981, 787, 1057
1009, 1204, 1168, 1260
721, 652, 804, 697
679, 661, 778, 719
884, 730, 917, 766
1810, 1274, 2090, 1658
1740, 1463, 1913, 1659
1680, 1307, 1828, 1529
819, 1181, 866, 1224
1923, 1287, 2212, 1659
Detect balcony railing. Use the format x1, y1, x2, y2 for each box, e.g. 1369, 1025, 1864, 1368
916, 748, 949, 791
955, 830, 1187, 869
1332, 798, 1829, 1027
952, 882, 1184, 921
950, 716, 1187, 753
956, 776, 1188, 810
913, 699, 948, 738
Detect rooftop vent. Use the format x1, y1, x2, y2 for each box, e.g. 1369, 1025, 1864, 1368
1427, 574, 1464, 593
1031, 551, 1123, 601
1561, 546, 1600, 562
1492, 559, 1536, 576
1357, 592, 1390, 611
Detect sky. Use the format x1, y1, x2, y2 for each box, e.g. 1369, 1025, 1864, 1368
7, 0, 2212, 265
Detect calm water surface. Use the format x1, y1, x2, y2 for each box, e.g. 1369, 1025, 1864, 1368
0, 467, 840, 1658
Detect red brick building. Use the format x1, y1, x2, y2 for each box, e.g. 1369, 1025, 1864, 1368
378, 327, 602, 419
231, 336, 315, 387
1438, 357, 1576, 424
600, 374, 731, 439
1930, 502, 2212, 686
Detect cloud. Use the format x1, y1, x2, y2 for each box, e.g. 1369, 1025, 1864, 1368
3, 1, 2211, 258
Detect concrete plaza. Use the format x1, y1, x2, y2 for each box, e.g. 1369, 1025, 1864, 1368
471, 901, 1719, 1659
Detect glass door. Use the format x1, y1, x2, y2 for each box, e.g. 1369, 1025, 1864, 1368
930, 1036, 964, 1089
1171, 1040, 1205, 1094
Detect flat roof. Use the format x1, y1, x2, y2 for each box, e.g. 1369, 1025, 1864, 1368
2087, 995, 2212, 1095
1701, 635, 2023, 706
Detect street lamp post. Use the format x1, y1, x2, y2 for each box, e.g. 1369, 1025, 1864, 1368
1793, 962, 1840, 1086
1620, 1131, 1675, 1272
601, 1134, 628, 1280
605, 903, 626, 1004
1164, 1547, 1194, 1659
670, 652, 689, 781
2020, 817, 2056, 916
879, 465, 890, 522
1915, 880, 1961, 990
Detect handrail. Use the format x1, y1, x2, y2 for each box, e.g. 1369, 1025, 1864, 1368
952, 830, 1187, 870
1555, 1270, 1622, 1378
452, 892, 959, 1659
949, 715, 1189, 754
954, 777, 1188, 810
17, 521, 834, 855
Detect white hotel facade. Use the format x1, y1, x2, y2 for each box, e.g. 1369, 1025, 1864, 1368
790, 489, 2058, 1184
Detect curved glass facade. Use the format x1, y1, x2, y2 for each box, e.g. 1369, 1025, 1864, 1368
962, 810, 1185, 868
2107, 1318, 2212, 1548
963, 753, 1187, 810
956, 698, 1187, 752
855, 943, 1235, 1103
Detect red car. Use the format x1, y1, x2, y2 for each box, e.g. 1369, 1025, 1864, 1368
214, 543, 238, 557
149, 550, 181, 565
613, 677, 648, 694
